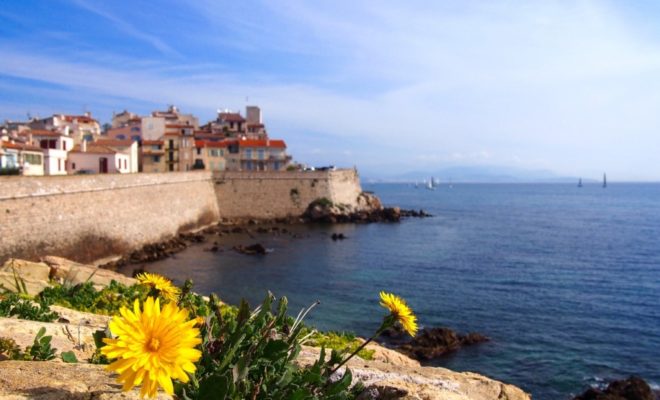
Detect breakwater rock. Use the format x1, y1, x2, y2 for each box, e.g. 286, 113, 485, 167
381, 327, 489, 362
573, 376, 658, 400
303, 193, 432, 224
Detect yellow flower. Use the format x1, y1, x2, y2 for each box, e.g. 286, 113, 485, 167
379, 291, 418, 337
136, 272, 181, 303
102, 297, 202, 398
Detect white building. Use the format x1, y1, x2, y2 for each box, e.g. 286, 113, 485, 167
95, 139, 139, 173
67, 142, 131, 174
25, 130, 74, 175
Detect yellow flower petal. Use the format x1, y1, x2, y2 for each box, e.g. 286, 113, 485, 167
379, 291, 419, 337
102, 296, 201, 398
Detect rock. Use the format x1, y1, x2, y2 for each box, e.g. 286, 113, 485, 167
331, 233, 347, 241
573, 376, 655, 400
395, 328, 490, 361
400, 209, 433, 218
43, 256, 135, 290
297, 344, 530, 400
233, 243, 267, 255
0, 317, 100, 362
0, 361, 173, 399
0, 259, 52, 295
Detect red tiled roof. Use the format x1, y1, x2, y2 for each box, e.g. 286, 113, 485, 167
20, 129, 65, 138
69, 144, 117, 154
62, 115, 97, 123
1, 141, 43, 152
165, 124, 192, 129
142, 140, 163, 145
95, 139, 134, 147
219, 113, 245, 123
239, 139, 286, 149
195, 140, 228, 148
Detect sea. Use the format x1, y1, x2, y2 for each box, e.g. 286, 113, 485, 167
126, 182, 660, 399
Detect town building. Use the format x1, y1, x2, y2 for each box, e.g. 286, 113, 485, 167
24, 129, 74, 175
95, 139, 139, 173
237, 139, 290, 171
163, 130, 195, 172
141, 140, 166, 173
28, 113, 101, 144
194, 140, 228, 172
141, 106, 198, 141
67, 142, 131, 174
0, 141, 44, 175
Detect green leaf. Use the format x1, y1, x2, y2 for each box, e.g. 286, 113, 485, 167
236, 299, 250, 327
61, 351, 78, 363
92, 330, 107, 349
199, 373, 231, 400
263, 340, 289, 361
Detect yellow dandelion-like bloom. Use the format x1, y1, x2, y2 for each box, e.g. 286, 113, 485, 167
136, 272, 181, 303
102, 297, 202, 398
379, 291, 418, 337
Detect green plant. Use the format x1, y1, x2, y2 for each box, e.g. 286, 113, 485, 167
61, 350, 78, 363
0, 337, 23, 360
0, 293, 58, 322
307, 331, 375, 361
27, 327, 56, 361
172, 292, 358, 399
39, 280, 148, 315
311, 197, 333, 208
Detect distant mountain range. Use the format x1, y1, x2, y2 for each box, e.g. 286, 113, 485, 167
367, 165, 599, 183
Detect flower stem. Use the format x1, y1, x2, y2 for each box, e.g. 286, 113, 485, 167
327, 325, 388, 377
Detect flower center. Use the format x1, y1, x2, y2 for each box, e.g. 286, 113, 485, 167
147, 337, 160, 352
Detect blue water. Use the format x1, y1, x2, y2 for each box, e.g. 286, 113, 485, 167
133, 183, 660, 399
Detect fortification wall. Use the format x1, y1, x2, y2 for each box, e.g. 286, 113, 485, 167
0, 169, 365, 263
213, 169, 363, 220
0, 172, 220, 263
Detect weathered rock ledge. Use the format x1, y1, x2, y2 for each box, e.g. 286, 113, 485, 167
0, 258, 529, 399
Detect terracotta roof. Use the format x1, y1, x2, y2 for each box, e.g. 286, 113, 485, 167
219, 113, 245, 123
165, 124, 192, 129
195, 140, 228, 148
62, 115, 97, 123
95, 139, 134, 147
1, 141, 43, 152
20, 129, 65, 138
247, 123, 265, 128
239, 139, 286, 149
69, 144, 117, 154
142, 140, 163, 145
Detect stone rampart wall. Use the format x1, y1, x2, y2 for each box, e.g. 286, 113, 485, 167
0, 172, 220, 263
0, 169, 364, 263
212, 169, 363, 220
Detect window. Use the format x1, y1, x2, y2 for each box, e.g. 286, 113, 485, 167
58, 159, 62, 171
116, 134, 126, 140
62, 141, 68, 151
245, 149, 252, 159
220, 149, 224, 156
154, 156, 160, 162
196, 148, 201, 155
130, 126, 140, 132
72, 162, 76, 170
257, 149, 265, 160
24, 153, 42, 165
246, 161, 253, 171
131, 135, 141, 142
124, 159, 127, 169
274, 161, 280, 171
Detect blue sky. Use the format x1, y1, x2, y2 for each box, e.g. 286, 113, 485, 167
2, 1, 660, 180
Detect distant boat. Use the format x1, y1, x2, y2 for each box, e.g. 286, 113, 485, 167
426, 180, 434, 190
578, 178, 583, 188
603, 173, 607, 188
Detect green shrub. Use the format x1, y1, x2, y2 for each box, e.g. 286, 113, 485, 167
0, 293, 58, 322
39, 280, 148, 315
307, 331, 375, 361
0, 327, 58, 361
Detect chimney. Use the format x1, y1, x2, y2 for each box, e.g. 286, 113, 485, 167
82, 140, 87, 153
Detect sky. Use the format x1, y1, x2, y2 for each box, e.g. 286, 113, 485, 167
1, 0, 660, 181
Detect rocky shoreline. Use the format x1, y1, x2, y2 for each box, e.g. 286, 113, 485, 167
100, 194, 432, 271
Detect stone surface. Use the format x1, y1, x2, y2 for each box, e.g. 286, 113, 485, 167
0, 361, 172, 399
0, 259, 52, 295
43, 256, 135, 290
298, 346, 531, 400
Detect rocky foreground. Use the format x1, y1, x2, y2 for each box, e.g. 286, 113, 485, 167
0, 257, 530, 400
